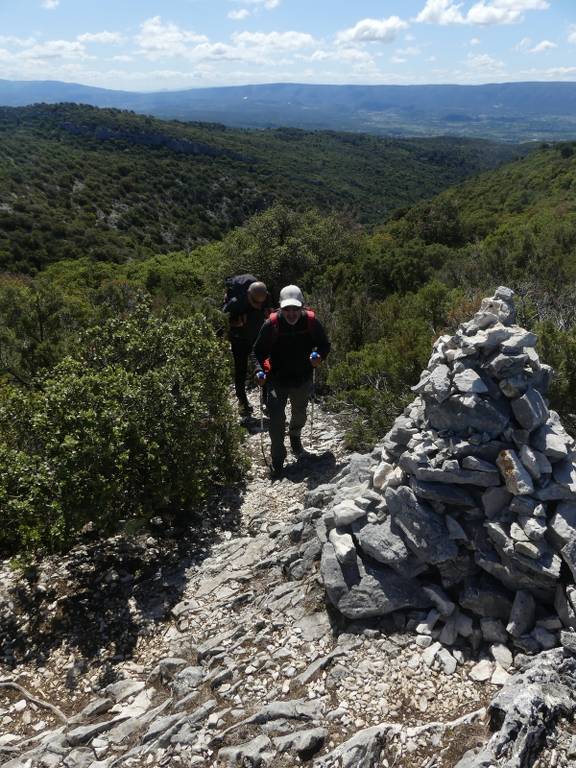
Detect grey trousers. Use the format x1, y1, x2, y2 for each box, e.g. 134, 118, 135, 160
267, 379, 312, 463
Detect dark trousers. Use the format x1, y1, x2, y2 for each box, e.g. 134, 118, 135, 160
267, 379, 312, 464
231, 340, 252, 407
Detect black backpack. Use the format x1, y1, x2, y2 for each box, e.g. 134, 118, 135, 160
223, 274, 258, 310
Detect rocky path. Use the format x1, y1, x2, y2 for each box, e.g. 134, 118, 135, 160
2, 392, 576, 767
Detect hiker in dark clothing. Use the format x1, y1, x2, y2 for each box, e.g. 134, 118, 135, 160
253, 285, 330, 476
223, 279, 272, 417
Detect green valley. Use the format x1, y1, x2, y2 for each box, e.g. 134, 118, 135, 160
0, 103, 525, 273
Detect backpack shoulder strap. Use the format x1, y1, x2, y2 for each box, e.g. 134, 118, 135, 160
269, 309, 315, 335
305, 309, 315, 333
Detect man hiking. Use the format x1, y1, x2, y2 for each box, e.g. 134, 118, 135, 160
253, 284, 331, 477
223, 276, 271, 418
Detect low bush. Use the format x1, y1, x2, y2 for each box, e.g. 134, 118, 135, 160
0, 301, 244, 554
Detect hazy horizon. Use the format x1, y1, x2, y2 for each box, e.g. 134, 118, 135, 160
1, 0, 574, 92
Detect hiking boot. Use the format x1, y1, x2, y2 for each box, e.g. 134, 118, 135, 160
271, 459, 284, 478
290, 435, 305, 457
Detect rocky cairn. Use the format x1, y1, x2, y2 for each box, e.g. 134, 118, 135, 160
321, 287, 576, 657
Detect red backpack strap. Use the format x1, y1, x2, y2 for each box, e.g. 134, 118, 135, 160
305, 308, 315, 334
269, 309, 315, 336
263, 312, 279, 373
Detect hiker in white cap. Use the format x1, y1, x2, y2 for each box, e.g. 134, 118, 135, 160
253, 285, 331, 477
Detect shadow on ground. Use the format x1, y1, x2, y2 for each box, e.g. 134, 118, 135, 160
281, 451, 343, 489
0, 484, 245, 678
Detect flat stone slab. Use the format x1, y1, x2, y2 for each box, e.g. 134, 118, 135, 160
459, 580, 512, 621
274, 727, 327, 757
337, 570, 429, 619
532, 422, 571, 461
67, 716, 130, 747
386, 486, 458, 564
453, 369, 488, 394
484, 352, 529, 380
511, 388, 549, 432
553, 457, 576, 487
328, 529, 356, 564
353, 518, 424, 578
507, 590, 536, 637
469, 659, 494, 681
332, 500, 366, 527
427, 394, 509, 438
410, 478, 476, 506
320, 543, 360, 607
549, 501, 576, 547
218, 735, 274, 765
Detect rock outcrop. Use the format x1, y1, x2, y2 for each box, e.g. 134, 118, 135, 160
320, 287, 576, 659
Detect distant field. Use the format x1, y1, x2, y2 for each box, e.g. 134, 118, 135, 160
2, 80, 576, 141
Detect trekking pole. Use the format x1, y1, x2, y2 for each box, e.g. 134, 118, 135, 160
309, 350, 320, 448
257, 372, 271, 469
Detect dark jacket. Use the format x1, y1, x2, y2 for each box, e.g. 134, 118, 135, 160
253, 310, 331, 387
223, 293, 272, 345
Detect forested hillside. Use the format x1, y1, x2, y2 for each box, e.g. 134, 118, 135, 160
1, 105, 576, 557
0, 103, 525, 273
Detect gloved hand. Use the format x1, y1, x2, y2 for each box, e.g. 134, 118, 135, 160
256, 371, 267, 386
310, 351, 321, 368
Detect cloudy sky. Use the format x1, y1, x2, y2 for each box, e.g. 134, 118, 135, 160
0, 0, 574, 91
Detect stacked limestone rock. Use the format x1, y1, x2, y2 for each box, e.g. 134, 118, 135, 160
321, 287, 576, 657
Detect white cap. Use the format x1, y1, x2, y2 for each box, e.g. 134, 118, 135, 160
279, 285, 304, 308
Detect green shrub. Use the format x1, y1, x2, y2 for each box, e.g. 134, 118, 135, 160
536, 321, 576, 432
0, 302, 244, 554
328, 318, 431, 450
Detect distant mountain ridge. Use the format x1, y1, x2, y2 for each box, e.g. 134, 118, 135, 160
2, 80, 576, 141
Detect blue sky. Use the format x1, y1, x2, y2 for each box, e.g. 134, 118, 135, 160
0, 0, 575, 91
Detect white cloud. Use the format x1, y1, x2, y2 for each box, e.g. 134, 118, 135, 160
415, 0, 549, 25
467, 2, 521, 25
415, 1, 465, 25
568, 25, 576, 44
77, 31, 124, 44
515, 36, 532, 50
135, 17, 208, 59
232, 30, 315, 50
309, 49, 330, 62
491, 0, 548, 9
391, 56, 407, 63
529, 39, 557, 53
470, 36, 481, 44
20, 40, 89, 60
306, 47, 376, 68
396, 46, 421, 56
467, 52, 505, 71
519, 65, 576, 79
0, 35, 36, 47
41, 0, 59, 9
339, 48, 374, 63
228, 9, 250, 19
188, 42, 243, 61
336, 16, 408, 45
541, 66, 576, 76
111, 55, 132, 62
231, 0, 280, 8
